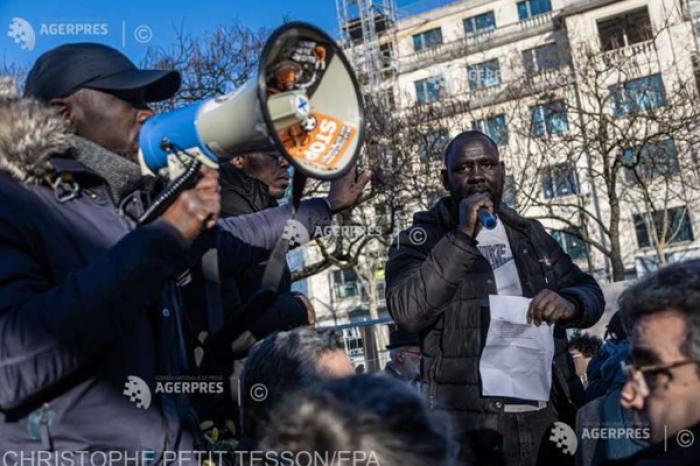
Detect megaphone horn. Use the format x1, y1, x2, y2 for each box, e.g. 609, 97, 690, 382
138, 22, 365, 182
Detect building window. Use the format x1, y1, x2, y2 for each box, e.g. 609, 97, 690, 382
467, 59, 501, 90
634, 206, 694, 249
517, 0, 553, 21
341, 327, 364, 359
464, 11, 496, 36
622, 138, 680, 182
369, 88, 395, 110
420, 129, 450, 160
412, 27, 443, 52
552, 228, 588, 260
333, 269, 360, 300
523, 43, 560, 74
611, 74, 666, 117
542, 163, 578, 199
597, 7, 653, 51
414, 75, 445, 104
531, 100, 568, 137
472, 114, 509, 146
379, 42, 394, 70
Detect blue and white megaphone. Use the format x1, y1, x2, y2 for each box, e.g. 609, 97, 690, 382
137, 22, 365, 223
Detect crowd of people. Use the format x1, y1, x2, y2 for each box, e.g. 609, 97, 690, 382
0, 42, 699, 466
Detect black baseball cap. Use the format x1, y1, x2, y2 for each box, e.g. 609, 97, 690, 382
24, 42, 181, 102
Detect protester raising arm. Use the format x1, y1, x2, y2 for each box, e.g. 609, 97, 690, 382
213, 165, 371, 276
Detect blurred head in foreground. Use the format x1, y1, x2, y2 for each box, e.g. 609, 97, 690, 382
260, 374, 455, 466
240, 327, 354, 441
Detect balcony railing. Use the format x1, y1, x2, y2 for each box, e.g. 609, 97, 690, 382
601, 39, 657, 67
398, 11, 557, 74
398, 65, 574, 120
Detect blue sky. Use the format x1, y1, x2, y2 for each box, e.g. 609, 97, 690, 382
2, 0, 450, 71
1, 0, 344, 69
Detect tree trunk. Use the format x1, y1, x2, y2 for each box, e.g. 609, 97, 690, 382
608, 197, 626, 281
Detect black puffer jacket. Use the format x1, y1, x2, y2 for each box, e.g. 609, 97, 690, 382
386, 197, 604, 433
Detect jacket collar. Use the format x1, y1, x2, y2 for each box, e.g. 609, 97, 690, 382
219, 163, 276, 215
0, 97, 143, 203
56, 135, 143, 204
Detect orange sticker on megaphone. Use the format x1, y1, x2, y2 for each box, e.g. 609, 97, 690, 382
279, 112, 357, 172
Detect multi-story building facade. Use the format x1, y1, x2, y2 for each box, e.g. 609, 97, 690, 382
292, 0, 700, 357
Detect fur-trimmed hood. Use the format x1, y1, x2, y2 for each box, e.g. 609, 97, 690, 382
0, 96, 143, 202
0, 97, 72, 184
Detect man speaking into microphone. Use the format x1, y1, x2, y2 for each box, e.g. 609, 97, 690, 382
385, 131, 604, 466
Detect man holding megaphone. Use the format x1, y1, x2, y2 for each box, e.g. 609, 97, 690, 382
0, 29, 368, 459
385, 131, 604, 466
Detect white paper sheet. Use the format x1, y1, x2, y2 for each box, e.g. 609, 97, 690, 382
478, 295, 555, 401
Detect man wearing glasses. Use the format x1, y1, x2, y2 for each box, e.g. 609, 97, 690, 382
605, 259, 700, 465
384, 327, 422, 386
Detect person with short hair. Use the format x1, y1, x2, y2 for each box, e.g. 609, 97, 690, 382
260, 374, 456, 466
239, 327, 355, 447
569, 333, 603, 387
603, 259, 700, 465
385, 131, 605, 466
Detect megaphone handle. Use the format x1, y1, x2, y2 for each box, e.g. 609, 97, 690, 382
138, 159, 202, 225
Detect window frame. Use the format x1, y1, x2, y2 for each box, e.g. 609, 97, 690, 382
622, 138, 680, 182
531, 99, 569, 138
420, 129, 450, 160
414, 75, 445, 104
463, 11, 496, 36
523, 42, 560, 75
467, 58, 501, 90
412, 27, 443, 52
332, 269, 360, 300
552, 227, 588, 260
634, 206, 694, 249
597, 7, 653, 51
517, 0, 553, 21
472, 114, 509, 146
542, 163, 579, 199
610, 74, 667, 118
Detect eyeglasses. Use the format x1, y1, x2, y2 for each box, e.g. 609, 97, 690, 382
620, 359, 700, 397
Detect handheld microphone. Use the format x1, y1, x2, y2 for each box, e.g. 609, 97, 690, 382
478, 208, 497, 230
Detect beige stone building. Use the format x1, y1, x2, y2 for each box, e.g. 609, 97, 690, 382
292, 0, 700, 360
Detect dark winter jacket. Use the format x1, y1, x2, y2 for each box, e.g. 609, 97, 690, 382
217, 163, 305, 339
0, 98, 330, 456
385, 197, 604, 436
189, 164, 308, 432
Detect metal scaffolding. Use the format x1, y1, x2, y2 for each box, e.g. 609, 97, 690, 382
335, 0, 399, 99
